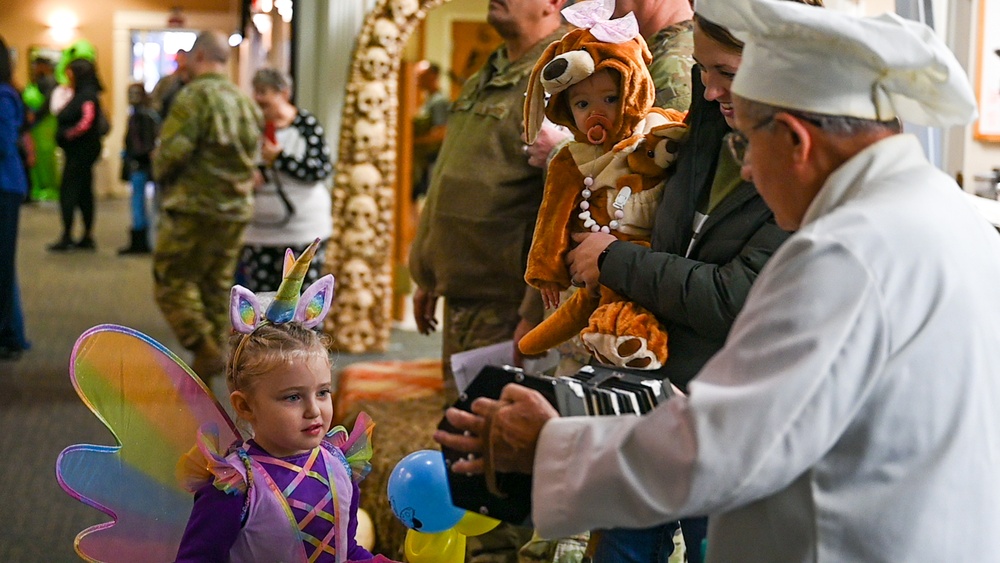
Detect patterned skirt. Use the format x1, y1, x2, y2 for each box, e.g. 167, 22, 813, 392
236, 239, 328, 293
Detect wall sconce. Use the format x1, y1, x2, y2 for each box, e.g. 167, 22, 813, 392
274, 0, 293, 23
48, 9, 79, 46
252, 13, 273, 36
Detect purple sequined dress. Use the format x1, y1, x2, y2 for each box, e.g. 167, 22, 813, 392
176, 440, 380, 563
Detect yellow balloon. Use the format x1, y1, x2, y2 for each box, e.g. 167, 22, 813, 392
453, 511, 501, 537
404, 528, 466, 563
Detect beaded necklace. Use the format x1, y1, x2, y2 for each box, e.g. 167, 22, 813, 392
576, 149, 633, 233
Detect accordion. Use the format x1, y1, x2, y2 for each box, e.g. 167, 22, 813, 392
438, 364, 672, 524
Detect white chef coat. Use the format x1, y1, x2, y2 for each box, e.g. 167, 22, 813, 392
533, 134, 1000, 562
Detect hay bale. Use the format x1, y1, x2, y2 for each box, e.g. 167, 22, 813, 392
343, 394, 446, 558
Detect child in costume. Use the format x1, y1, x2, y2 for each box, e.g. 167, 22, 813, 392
518, 0, 688, 369
56, 240, 393, 562
174, 239, 393, 563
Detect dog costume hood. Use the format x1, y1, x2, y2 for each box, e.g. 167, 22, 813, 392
524, 2, 654, 152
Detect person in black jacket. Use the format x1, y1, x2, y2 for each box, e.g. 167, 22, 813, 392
563, 13, 794, 563
49, 57, 104, 252
568, 16, 790, 392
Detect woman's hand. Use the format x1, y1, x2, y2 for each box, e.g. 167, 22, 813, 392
261, 138, 282, 166
567, 232, 617, 290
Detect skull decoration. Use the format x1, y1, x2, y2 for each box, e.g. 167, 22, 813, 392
342, 227, 379, 259
390, 0, 420, 25
340, 319, 377, 353
353, 119, 387, 155
336, 287, 376, 325
341, 257, 374, 290
372, 18, 399, 50
375, 149, 397, 173
356, 81, 389, 119
349, 163, 383, 194
359, 46, 392, 80
345, 194, 379, 230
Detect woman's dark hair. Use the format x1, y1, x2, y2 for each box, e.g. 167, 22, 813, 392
67, 57, 103, 92
0, 37, 12, 85
693, 14, 744, 53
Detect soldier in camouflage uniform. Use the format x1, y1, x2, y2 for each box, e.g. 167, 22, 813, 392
646, 20, 695, 110
152, 31, 262, 380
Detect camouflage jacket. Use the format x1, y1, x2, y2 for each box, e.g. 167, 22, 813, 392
647, 20, 695, 111
153, 73, 262, 221
409, 26, 569, 303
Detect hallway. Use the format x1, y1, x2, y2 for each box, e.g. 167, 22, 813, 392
0, 196, 439, 561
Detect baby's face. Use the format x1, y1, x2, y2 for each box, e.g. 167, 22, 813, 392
567, 69, 621, 144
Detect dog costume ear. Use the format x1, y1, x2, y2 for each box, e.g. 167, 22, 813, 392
524, 40, 562, 145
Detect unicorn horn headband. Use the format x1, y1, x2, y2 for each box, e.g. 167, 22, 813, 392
230, 238, 336, 333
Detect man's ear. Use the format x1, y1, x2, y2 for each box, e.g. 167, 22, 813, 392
547, 0, 567, 15
775, 112, 814, 166
231, 391, 255, 424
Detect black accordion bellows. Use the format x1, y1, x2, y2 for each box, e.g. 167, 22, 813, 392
438, 364, 672, 524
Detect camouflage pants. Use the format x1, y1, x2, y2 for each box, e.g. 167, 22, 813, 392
153, 211, 247, 351
442, 297, 523, 404
518, 531, 591, 563
442, 298, 533, 563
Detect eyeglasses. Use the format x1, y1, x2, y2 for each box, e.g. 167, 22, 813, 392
724, 114, 775, 166
725, 111, 827, 165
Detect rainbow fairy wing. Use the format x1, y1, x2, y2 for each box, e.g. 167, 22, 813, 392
56, 324, 242, 563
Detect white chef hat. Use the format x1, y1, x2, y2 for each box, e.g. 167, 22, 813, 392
694, 0, 977, 127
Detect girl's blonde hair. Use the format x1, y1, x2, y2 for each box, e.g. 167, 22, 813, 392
226, 322, 331, 395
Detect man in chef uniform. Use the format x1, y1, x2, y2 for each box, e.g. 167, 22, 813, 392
434, 0, 1000, 560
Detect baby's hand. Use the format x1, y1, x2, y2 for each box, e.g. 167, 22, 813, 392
540, 285, 561, 310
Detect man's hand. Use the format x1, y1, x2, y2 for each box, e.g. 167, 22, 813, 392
434, 384, 559, 476
567, 232, 617, 290
488, 384, 559, 474
412, 287, 440, 335
434, 404, 495, 474
525, 120, 572, 169
512, 317, 540, 367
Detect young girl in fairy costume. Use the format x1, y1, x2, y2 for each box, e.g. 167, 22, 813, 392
175, 239, 395, 563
